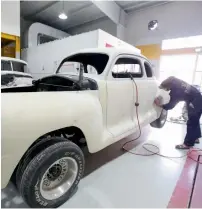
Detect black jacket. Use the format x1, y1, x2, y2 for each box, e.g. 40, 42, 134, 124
161, 77, 202, 114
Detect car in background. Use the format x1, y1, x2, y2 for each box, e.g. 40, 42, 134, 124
1, 57, 33, 88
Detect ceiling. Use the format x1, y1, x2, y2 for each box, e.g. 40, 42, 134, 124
116, 1, 168, 12
21, 1, 169, 32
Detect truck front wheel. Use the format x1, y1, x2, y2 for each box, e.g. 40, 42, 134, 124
18, 141, 84, 208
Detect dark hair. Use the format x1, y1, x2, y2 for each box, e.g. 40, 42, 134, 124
160, 76, 175, 90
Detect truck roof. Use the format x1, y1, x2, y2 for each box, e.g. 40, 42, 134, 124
64, 47, 150, 65
1, 57, 28, 65
68, 47, 149, 61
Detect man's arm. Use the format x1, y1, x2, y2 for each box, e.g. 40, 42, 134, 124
162, 96, 179, 110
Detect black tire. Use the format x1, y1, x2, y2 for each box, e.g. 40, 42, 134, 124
16, 137, 67, 190
18, 141, 84, 208
150, 109, 167, 128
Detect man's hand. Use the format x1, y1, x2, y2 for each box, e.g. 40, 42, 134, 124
154, 96, 163, 107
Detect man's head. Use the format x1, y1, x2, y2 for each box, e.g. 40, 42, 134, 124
159, 85, 170, 91
159, 76, 175, 91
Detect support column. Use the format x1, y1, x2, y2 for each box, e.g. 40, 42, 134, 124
117, 24, 125, 40
15, 36, 20, 59
91, 0, 127, 41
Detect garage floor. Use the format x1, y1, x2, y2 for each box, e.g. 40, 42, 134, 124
1, 122, 202, 208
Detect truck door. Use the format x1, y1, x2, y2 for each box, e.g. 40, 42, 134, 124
106, 55, 142, 137
139, 59, 159, 124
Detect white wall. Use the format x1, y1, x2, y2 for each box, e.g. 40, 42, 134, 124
68, 17, 117, 37
126, 1, 202, 46
1, 1, 20, 36
97, 29, 140, 52
27, 22, 69, 48
20, 19, 70, 48
22, 30, 99, 78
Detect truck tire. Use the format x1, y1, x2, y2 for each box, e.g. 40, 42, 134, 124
18, 141, 84, 208
16, 137, 67, 190
150, 109, 167, 128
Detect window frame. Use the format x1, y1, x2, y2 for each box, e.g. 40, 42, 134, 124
109, 55, 144, 79
56, 53, 109, 75
143, 60, 153, 78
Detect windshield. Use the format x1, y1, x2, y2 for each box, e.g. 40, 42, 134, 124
56, 53, 109, 75
1, 60, 27, 72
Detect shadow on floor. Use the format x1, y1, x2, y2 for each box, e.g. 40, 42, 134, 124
83, 126, 150, 177
1, 182, 28, 208
1, 126, 151, 208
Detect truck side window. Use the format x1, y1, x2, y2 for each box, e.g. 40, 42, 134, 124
12, 61, 26, 72
1, 61, 12, 71
87, 65, 98, 74
144, 62, 153, 77
112, 58, 143, 78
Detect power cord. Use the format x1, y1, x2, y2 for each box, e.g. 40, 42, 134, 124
122, 75, 202, 164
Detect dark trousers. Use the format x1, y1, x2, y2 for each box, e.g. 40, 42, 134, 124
184, 108, 202, 146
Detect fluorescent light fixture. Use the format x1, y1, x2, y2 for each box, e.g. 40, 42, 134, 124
58, 12, 67, 20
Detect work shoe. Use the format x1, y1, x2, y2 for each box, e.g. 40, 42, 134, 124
195, 139, 200, 144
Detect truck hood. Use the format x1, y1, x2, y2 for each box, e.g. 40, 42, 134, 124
57, 72, 105, 81
1, 71, 32, 77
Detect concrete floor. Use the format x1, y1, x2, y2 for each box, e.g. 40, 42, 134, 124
1, 121, 202, 208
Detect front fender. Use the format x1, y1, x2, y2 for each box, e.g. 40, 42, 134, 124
1, 91, 103, 188
154, 88, 170, 118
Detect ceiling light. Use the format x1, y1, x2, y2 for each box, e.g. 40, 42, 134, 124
58, 0, 67, 20
148, 20, 158, 31
58, 12, 68, 20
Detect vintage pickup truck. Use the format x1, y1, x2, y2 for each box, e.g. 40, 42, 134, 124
1, 57, 33, 88
1, 48, 170, 208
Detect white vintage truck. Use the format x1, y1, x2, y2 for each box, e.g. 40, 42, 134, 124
1, 57, 33, 88
1, 48, 170, 208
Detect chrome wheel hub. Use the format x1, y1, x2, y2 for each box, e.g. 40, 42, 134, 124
40, 157, 78, 200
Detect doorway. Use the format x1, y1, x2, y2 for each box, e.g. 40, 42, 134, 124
159, 35, 202, 119
192, 53, 202, 91
159, 54, 196, 84
159, 35, 202, 85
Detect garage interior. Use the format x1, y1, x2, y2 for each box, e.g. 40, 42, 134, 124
1, 0, 202, 208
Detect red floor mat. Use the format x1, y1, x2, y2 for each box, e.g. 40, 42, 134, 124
190, 155, 202, 208
168, 150, 202, 208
